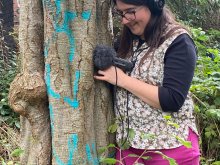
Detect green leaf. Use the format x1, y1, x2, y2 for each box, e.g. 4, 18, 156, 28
100, 158, 117, 164
15, 120, 20, 129
141, 133, 155, 140
163, 115, 171, 120
211, 161, 220, 165
205, 109, 220, 120
167, 122, 180, 129
7, 161, 14, 165
154, 151, 178, 165
11, 148, 24, 157
98, 144, 116, 154
175, 136, 192, 148
128, 154, 139, 158
107, 143, 116, 148
119, 140, 130, 150
128, 128, 135, 140
2, 162, 7, 165
141, 156, 151, 160
0, 157, 6, 165
0, 109, 10, 115
108, 123, 118, 133
98, 147, 107, 155
167, 157, 178, 165
214, 97, 220, 106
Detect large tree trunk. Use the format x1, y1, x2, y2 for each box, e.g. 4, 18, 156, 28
9, 0, 114, 164
8, 0, 51, 164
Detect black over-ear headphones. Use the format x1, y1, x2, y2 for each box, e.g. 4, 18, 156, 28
147, 0, 165, 14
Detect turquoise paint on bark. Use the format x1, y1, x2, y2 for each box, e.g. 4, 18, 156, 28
49, 104, 55, 134
43, 1, 99, 164
45, 64, 61, 99
63, 70, 80, 108
50, 103, 80, 165
52, 134, 79, 165
82, 10, 92, 20
86, 143, 99, 165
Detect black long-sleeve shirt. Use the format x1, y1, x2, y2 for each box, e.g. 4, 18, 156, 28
114, 33, 197, 112
158, 34, 197, 112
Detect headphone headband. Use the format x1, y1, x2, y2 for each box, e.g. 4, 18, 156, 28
148, 0, 165, 14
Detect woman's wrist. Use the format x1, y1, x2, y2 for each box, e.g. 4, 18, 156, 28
117, 72, 130, 88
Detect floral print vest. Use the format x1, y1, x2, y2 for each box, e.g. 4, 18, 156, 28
115, 24, 198, 149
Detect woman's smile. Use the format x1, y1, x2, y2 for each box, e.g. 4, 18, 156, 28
116, 0, 151, 38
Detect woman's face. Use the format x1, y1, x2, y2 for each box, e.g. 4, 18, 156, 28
115, 0, 151, 39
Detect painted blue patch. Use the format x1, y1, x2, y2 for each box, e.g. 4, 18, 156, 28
44, 1, 99, 164
45, 64, 61, 99
55, 0, 62, 16
67, 134, 79, 164
44, 43, 49, 58
42, 0, 55, 12
86, 143, 99, 165
86, 144, 93, 162
65, 11, 77, 22
53, 11, 76, 62
63, 97, 79, 109
63, 71, 80, 108
52, 134, 79, 165
92, 143, 99, 165
73, 71, 80, 101
82, 10, 92, 20
49, 104, 55, 135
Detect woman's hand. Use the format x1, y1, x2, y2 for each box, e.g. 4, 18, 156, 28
94, 66, 126, 86
94, 66, 161, 109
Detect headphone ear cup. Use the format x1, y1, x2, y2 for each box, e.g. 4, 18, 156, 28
150, 0, 165, 14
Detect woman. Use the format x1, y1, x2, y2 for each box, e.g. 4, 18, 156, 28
94, 0, 200, 164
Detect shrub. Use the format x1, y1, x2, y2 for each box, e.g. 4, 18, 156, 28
190, 27, 220, 164
167, 0, 220, 30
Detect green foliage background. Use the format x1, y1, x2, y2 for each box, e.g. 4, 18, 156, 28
167, 1, 220, 164
191, 27, 220, 165
0, 20, 19, 128
0, 19, 21, 165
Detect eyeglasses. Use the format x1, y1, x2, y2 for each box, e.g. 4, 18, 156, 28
112, 6, 143, 21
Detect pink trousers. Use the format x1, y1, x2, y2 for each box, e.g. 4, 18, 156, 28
116, 128, 200, 165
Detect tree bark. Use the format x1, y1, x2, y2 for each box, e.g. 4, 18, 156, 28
9, 0, 114, 164
8, 0, 51, 165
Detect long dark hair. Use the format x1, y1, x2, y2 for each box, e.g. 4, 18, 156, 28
112, 0, 185, 59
